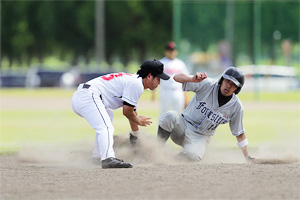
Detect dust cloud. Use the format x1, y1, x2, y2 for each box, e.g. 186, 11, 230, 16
17, 138, 95, 168
16, 132, 299, 167
251, 136, 300, 164
113, 133, 182, 166
16, 134, 183, 168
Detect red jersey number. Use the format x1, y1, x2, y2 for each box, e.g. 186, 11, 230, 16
101, 72, 131, 81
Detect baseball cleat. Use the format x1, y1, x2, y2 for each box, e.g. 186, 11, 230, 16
101, 157, 133, 169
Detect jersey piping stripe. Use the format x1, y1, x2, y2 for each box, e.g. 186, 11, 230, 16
92, 93, 111, 159
234, 129, 245, 136
201, 99, 238, 133
200, 83, 238, 133
196, 83, 238, 134
197, 83, 216, 132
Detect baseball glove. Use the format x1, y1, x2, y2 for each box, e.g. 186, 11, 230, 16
129, 132, 138, 146
247, 156, 255, 163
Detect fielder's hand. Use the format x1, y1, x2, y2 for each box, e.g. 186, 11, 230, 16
138, 116, 152, 126
192, 72, 208, 83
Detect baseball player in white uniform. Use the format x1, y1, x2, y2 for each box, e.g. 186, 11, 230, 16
72, 59, 170, 168
157, 67, 254, 161
159, 42, 190, 115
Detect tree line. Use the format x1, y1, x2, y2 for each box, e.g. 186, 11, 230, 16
2, 1, 299, 68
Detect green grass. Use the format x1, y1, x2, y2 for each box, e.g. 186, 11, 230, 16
213, 108, 300, 148
0, 88, 299, 154
0, 88, 74, 98
238, 90, 300, 102
1, 88, 299, 101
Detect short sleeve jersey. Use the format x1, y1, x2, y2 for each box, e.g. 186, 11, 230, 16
159, 57, 189, 90
181, 78, 245, 136
86, 73, 144, 109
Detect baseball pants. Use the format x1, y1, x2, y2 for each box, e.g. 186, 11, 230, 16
72, 84, 115, 160
159, 110, 211, 160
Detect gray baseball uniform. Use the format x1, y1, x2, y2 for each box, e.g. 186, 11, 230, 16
159, 77, 245, 160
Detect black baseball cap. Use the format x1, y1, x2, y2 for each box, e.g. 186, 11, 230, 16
140, 59, 170, 80
165, 41, 177, 50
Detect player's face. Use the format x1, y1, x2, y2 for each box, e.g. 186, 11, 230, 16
165, 49, 178, 60
147, 75, 160, 90
220, 79, 238, 96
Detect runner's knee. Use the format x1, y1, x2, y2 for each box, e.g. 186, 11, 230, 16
159, 110, 179, 132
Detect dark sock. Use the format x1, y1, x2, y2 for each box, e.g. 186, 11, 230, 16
157, 126, 171, 143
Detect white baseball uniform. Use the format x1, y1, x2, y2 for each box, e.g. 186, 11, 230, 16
159, 77, 245, 160
72, 72, 144, 160
159, 57, 189, 115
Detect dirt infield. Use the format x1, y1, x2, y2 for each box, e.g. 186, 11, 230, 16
1, 90, 299, 199
1, 135, 299, 200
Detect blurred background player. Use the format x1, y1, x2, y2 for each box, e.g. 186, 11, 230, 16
159, 41, 190, 115
217, 40, 233, 72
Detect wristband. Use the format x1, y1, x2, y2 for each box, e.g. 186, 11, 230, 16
130, 130, 139, 137
237, 138, 248, 148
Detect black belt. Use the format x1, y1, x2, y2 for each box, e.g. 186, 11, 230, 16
181, 114, 197, 128
83, 84, 90, 89
83, 83, 102, 100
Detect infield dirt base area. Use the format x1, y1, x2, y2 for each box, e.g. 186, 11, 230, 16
1, 135, 299, 200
